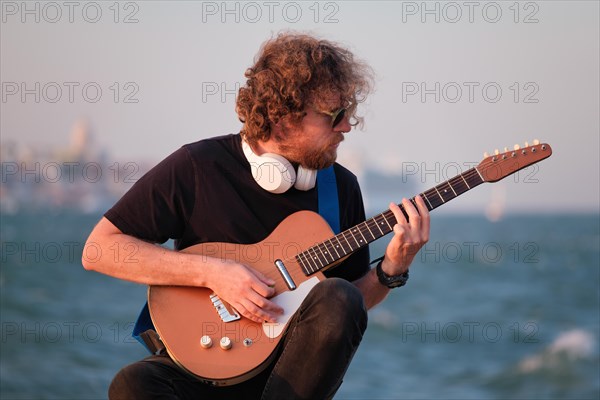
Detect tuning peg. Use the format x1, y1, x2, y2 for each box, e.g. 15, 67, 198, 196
513, 144, 521, 150
533, 139, 540, 145
524, 141, 529, 147
504, 147, 509, 152
494, 149, 499, 155
484, 152, 489, 158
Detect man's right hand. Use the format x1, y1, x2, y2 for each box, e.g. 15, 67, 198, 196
83, 217, 284, 324
205, 260, 284, 324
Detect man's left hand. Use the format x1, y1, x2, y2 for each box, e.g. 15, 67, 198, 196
382, 196, 430, 275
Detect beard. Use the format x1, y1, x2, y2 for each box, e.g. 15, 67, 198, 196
277, 133, 344, 170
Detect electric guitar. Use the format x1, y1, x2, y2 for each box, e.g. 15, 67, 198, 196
148, 140, 552, 385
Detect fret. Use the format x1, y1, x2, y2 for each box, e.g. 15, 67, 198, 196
381, 212, 394, 230
314, 243, 333, 266
436, 182, 456, 203
446, 180, 458, 197
328, 238, 341, 258
296, 255, 310, 275
297, 252, 316, 274
353, 226, 368, 248
424, 189, 443, 209
409, 198, 419, 211
334, 235, 350, 256
373, 214, 385, 235
433, 186, 446, 203
340, 231, 355, 252
449, 175, 469, 196
347, 228, 361, 249
370, 217, 384, 238
321, 242, 335, 264
314, 244, 330, 266
308, 246, 324, 268
363, 220, 377, 241
303, 251, 318, 273
474, 166, 485, 181
421, 192, 434, 210
460, 173, 471, 189
464, 170, 483, 188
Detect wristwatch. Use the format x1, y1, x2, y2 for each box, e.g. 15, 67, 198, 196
375, 260, 409, 289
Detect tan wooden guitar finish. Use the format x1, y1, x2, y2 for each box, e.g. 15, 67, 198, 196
148, 211, 337, 385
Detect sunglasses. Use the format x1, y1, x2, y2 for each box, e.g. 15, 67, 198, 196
318, 104, 356, 128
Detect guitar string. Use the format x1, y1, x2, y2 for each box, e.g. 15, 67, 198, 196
296, 167, 485, 274
297, 167, 485, 273
299, 168, 480, 265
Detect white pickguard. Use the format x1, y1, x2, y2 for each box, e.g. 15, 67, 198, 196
262, 276, 320, 339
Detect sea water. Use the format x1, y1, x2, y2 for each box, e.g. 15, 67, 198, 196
1, 212, 598, 399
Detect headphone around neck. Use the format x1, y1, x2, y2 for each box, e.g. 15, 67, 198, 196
241, 139, 317, 194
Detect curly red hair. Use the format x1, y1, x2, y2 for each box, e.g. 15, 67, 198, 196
236, 32, 373, 145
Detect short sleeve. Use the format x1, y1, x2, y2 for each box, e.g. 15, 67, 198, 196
104, 146, 196, 244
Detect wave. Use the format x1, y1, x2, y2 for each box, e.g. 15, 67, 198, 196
518, 329, 596, 373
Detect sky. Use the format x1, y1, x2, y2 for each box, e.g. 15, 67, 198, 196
1, 0, 599, 215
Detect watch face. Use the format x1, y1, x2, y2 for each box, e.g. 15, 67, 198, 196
388, 279, 407, 288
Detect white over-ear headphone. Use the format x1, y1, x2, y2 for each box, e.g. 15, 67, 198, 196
242, 139, 317, 194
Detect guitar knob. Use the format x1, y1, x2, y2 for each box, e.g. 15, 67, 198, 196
200, 335, 213, 349
220, 336, 232, 350
533, 139, 540, 145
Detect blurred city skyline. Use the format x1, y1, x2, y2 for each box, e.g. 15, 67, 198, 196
0, 118, 155, 214
0, 117, 579, 221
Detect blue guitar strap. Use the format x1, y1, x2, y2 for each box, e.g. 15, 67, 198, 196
132, 302, 153, 351
317, 166, 341, 234
132, 165, 340, 352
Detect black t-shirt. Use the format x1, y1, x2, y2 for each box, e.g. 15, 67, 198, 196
105, 133, 369, 282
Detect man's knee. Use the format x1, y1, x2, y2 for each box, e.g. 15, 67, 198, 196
309, 278, 368, 334
108, 360, 168, 400
109, 364, 136, 399
313, 278, 366, 309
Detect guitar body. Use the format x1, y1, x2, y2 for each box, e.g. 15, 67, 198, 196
148, 211, 338, 385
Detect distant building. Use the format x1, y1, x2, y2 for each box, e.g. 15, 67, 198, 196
0, 119, 150, 214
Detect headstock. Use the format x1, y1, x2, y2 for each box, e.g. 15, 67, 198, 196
478, 139, 552, 182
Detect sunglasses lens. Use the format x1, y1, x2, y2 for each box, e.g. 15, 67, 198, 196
332, 108, 346, 127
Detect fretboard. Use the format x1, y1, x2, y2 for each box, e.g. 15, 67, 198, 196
296, 167, 485, 276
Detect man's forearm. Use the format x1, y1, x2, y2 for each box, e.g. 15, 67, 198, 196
81, 217, 216, 287
353, 267, 390, 309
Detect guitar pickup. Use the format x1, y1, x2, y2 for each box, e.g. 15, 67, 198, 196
209, 293, 240, 323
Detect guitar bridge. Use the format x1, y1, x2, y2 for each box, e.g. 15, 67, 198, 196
209, 293, 240, 323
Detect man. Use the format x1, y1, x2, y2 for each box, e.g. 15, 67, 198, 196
83, 32, 430, 399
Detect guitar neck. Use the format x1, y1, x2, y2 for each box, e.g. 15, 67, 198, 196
296, 167, 485, 276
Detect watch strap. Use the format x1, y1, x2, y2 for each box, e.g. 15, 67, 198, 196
375, 260, 409, 289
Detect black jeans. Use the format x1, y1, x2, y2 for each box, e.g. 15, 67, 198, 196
109, 278, 368, 400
